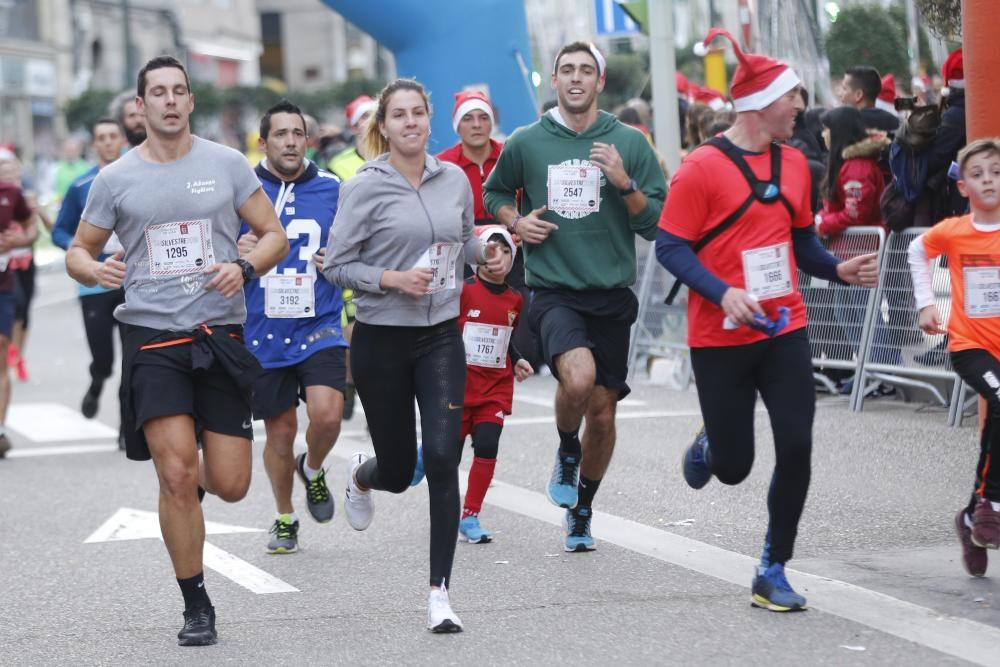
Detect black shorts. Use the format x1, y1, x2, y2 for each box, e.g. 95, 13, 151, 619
130, 336, 253, 447
527, 287, 638, 400
251, 345, 347, 420
0, 292, 15, 339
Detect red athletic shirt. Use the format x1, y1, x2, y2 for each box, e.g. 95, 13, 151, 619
437, 139, 502, 222
659, 142, 813, 347
458, 274, 523, 412
0, 183, 31, 293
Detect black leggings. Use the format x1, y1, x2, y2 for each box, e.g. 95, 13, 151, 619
949, 349, 1000, 510
80, 289, 125, 383
690, 328, 815, 564
351, 319, 465, 588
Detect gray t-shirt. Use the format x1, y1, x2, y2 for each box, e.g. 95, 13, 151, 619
82, 136, 261, 331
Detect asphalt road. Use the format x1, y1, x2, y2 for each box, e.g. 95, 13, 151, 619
1, 266, 997, 666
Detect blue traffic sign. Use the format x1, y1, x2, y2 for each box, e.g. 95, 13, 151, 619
594, 0, 639, 36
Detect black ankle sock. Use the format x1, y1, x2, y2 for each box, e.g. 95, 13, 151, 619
177, 572, 212, 611
557, 428, 582, 457
577, 475, 601, 508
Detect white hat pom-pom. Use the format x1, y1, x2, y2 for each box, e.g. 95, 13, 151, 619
693, 41, 709, 57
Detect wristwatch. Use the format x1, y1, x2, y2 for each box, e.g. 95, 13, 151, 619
234, 258, 256, 284
619, 177, 639, 195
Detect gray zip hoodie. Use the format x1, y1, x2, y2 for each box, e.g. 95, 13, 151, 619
322, 153, 479, 326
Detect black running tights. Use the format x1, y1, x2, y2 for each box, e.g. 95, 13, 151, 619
351, 319, 465, 588
949, 349, 1000, 509
690, 328, 815, 564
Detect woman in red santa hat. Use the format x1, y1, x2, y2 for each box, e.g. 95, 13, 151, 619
658, 28, 879, 612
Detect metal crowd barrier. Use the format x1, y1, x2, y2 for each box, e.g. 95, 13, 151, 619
630, 226, 966, 426
628, 240, 691, 389
848, 228, 964, 425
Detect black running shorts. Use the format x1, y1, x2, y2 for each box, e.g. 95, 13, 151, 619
131, 340, 253, 443
527, 287, 638, 400
251, 345, 347, 420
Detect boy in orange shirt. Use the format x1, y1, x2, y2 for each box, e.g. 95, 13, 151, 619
908, 138, 1000, 577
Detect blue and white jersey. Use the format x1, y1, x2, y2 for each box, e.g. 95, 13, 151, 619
241, 160, 347, 369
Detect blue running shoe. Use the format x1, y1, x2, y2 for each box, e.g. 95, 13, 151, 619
564, 507, 596, 552
547, 450, 580, 508
458, 515, 492, 544
682, 426, 712, 489
410, 443, 425, 486
751, 563, 807, 611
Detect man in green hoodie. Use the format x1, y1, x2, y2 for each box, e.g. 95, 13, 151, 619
483, 41, 667, 552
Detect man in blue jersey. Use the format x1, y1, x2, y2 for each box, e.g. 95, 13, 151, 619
238, 100, 348, 554
52, 118, 127, 444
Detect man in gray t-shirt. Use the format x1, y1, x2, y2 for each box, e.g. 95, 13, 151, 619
65, 56, 288, 648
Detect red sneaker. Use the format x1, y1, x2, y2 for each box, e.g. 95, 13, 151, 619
971, 497, 1000, 549
955, 510, 988, 576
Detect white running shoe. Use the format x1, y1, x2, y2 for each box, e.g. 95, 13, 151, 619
427, 586, 463, 633
345, 452, 374, 531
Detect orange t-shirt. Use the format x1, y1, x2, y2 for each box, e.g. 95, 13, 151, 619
658, 142, 814, 347
921, 214, 1000, 360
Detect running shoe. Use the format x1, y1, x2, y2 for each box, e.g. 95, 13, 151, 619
177, 605, 217, 646
459, 515, 492, 544
296, 453, 334, 523
266, 516, 299, 554
682, 426, 712, 489
427, 586, 463, 633
410, 443, 425, 486
971, 497, 1000, 549
954, 509, 988, 577
15, 357, 27, 382
81, 388, 100, 419
751, 563, 807, 612
546, 450, 580, 508
345, 452, 374, 531
343, 382, 356, 420
563, 506, 596, 552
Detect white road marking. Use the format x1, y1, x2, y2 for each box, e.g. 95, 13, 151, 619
7, 402, 118, 442
513, 394, 647, 408
85, 508, 298, 594
322, 440, 1000, 666
8, 443, 119, 458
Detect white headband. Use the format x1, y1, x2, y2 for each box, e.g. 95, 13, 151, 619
553, 43, 606, 77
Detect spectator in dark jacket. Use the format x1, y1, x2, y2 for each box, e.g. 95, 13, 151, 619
839, 66, 900, 136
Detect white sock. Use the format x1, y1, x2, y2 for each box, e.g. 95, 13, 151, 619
302, 460, 322, 481
992, 501, 1000, 513
277, 512, 299, 524
965, 512, 974, 529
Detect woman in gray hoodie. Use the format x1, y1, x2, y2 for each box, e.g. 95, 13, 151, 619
322, 78, 504, 633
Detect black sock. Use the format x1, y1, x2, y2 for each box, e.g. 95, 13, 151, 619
577, 475, 601, 508
86, 378, 104, 397
177, 572, 212, 611
557, 428, 582, 457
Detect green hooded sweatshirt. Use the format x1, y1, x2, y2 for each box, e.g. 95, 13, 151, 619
483, 110, 666, 290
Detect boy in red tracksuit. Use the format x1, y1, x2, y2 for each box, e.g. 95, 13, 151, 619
457, 225, 533, 543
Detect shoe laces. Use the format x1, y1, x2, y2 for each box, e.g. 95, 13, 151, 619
270, 519, 297, 540
183, 607, 212, 628
553, 455, 579, 486
305, 469, 330, 504
568, 508, 592, 537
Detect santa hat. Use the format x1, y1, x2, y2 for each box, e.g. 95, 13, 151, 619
941, 48, 963, 96
692, 86, 727, 111
345, 95, 376, 128
452, 91, 495, 134
474, 224, 516, 259
875, 73, 897, 113
675, 72, 691, 99
693, 28, 800, 113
